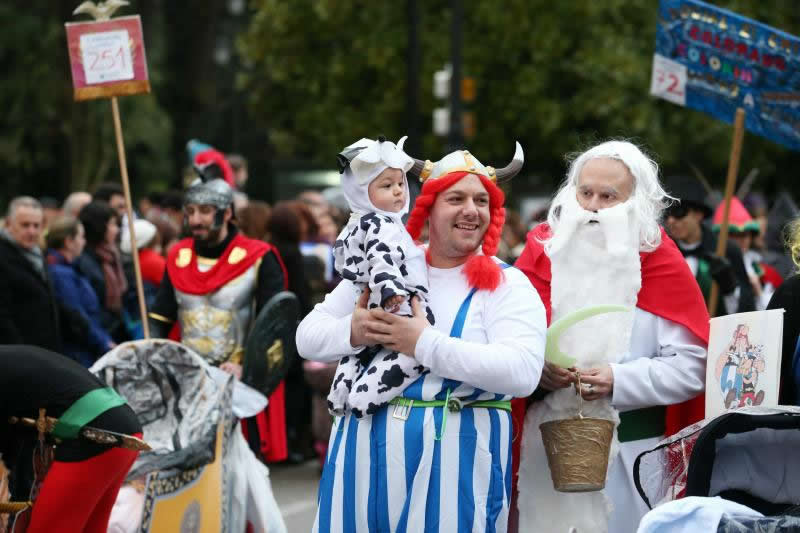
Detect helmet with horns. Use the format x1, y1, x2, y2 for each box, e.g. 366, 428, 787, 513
408, 142, 524, 184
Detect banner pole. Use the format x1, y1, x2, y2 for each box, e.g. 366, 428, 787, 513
708, 107, 746, 317
110, 96, 150, 339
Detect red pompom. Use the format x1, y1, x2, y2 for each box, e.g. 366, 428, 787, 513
463, 254, 504, 291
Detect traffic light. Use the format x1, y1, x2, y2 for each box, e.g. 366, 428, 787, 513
461, 77, 476, 103
462, 111, 476, 139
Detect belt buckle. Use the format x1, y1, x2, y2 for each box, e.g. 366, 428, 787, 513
392, 399, 413, 421
447, 397, 463, 412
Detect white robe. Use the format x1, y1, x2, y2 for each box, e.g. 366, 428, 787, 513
518, 197, 707, 533
519, 309, 706, 533
606, 309, 706, 533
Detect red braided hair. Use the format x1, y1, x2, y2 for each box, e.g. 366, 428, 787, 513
406, 171, 506, 291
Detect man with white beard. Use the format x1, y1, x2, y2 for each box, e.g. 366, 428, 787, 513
511, 141, 709, 533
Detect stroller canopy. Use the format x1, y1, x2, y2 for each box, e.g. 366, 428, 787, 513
635, 406, 800, 515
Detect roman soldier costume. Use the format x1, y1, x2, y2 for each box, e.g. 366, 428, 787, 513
148, 167, 290, 461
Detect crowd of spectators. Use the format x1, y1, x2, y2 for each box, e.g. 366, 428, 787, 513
2, 167, 798, 469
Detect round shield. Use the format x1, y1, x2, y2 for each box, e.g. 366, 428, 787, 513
243, 291, 300, 397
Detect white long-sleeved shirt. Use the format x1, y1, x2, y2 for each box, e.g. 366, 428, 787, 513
296, 261, 547, 398
610, 308, 707, 411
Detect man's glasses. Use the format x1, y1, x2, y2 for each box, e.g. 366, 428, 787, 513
664, 203, 689, 219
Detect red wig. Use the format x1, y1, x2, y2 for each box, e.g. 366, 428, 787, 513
406, 171, 506, 291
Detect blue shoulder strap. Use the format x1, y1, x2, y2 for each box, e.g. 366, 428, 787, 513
448, 262, 511, 339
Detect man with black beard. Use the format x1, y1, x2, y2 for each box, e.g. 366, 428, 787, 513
148, 166, 289, 463
512, 141, 710, 533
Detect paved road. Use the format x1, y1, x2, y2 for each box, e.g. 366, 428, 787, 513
271, 460, 321, 531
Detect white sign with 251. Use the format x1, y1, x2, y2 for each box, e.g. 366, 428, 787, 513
80, 30, 134, 85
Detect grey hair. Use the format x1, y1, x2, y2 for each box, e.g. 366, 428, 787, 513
7, 196, 42, 219
546, 140, 672, 252
62, 191, 92, 218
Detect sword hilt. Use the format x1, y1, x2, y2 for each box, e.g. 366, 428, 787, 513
8, 415, 151, 452
0, 501, 32, 514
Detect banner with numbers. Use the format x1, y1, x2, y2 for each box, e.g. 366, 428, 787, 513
651, 0, 800, 151
65, 15, 150, 101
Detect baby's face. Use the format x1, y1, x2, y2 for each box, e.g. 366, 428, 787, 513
368, 168, 406, 212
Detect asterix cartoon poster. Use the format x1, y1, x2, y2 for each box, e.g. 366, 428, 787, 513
706, 309, 784, 418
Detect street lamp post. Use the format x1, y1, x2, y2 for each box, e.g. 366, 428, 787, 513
447, 0, 463, 151
406, 0, 420, 158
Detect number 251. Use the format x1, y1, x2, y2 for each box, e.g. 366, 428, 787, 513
89, 47, 125, 70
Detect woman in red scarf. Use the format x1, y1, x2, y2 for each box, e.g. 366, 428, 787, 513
75, 201, 129, 342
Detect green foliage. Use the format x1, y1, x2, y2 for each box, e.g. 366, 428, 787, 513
239, 0, 800, 199
3, 1, 800, 207
239, 0, 420, 160
0, 2, 173, 208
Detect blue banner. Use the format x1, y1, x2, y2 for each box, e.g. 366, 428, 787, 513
652, 0, 800, 150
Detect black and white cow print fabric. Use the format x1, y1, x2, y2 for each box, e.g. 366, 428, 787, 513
328, 213, 434, 418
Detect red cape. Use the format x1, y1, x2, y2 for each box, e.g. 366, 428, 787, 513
167, 233, 283, 295
510, 224, 709, 509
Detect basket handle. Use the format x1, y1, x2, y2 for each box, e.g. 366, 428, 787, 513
574, 371, 584, 419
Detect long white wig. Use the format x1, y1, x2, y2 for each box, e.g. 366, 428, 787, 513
546, 140, 672, 252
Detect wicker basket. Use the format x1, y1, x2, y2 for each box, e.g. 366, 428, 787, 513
540, 416, 614, 492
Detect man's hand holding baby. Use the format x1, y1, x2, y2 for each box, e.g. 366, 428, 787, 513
365, 297, 428, 356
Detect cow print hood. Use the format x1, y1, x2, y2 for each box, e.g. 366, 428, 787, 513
339, 136, 414, 223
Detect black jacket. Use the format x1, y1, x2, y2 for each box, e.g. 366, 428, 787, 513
0, 237, 66, 351
675, 225, 756, 316
272, 239, 312, 318
767, 274, 800, 405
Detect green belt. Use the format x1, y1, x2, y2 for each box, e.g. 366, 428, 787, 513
388, 396, 512, 412
52, 387, 127, 440
617, 405, 666, 443
388, 393, 511, 441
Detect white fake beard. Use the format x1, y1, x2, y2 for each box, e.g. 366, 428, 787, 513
518, 196, 642, 533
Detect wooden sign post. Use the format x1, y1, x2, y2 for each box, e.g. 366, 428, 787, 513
708, 108, 747, 317
65, 1, 151, 338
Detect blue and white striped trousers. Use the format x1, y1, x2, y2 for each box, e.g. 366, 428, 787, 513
313, 402, 513, 533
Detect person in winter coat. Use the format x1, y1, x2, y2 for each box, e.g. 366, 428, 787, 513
46, 216, 115, 366
0, 197, 88, 352
75, 201, 129, 342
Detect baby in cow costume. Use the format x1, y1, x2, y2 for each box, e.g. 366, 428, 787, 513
328, 136, 434, 419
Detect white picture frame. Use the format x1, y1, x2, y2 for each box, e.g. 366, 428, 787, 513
705, 309, 784, 419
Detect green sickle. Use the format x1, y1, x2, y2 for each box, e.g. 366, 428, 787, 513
545, 305, 631, 368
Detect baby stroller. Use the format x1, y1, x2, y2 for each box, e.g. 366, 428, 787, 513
634, 406, 800, 531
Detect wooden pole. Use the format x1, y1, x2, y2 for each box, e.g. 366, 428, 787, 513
708, 107, 746, 317
110, 96, 150, 339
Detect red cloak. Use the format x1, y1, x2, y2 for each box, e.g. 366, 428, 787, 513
510, 224, 709, 513
167, 233, 284, 294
